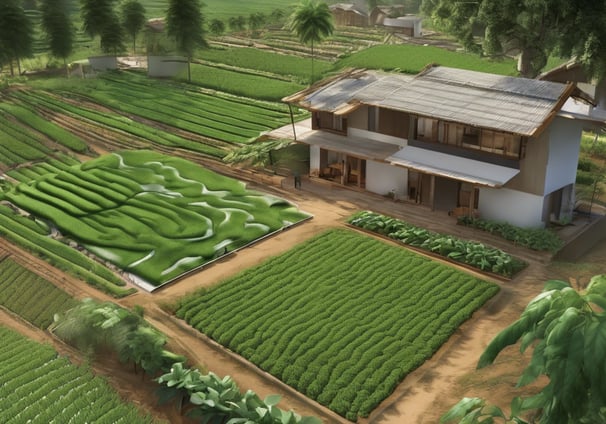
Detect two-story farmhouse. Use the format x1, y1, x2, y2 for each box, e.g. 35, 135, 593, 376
282, 66, 603, 227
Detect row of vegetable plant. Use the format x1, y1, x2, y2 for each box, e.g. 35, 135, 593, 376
0, 257, 76, 328
0, 204, 135, 297
0, 102, 88, 153
27, 71, 307, 146
348, 211, 527, 278
5, 150, 311, 288
0, 326, 158, 424
6, 90, 227, 159
457, 215, 563, 252
175, 229, 499, 420
5, 153, 80, 183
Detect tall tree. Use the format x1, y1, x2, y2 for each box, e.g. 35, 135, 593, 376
421, 0, 606, 78
0, 0, 33, 76
288, 0, 334, 83
166, 0, 208, 82
120, 0, 146, 55
40, 0, 74, 75
100, 12, 125, 56
442, 275, 606, 424
80, 0, 116, 41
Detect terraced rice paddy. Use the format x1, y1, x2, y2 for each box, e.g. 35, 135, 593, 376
5, 150, 311, 289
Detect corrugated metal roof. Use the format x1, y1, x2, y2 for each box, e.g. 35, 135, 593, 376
387, 146, 520, 187
289, 67, 575, 136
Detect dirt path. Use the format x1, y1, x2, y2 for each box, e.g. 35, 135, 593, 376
1, 173, 603, 423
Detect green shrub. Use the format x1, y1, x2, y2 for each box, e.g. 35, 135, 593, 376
349, 211, 527, 277
457, 215, 563, 252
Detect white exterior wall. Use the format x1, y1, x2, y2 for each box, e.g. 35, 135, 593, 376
88, 56, 118, 71
147, 56, 188, 77
544, 117, 583, 195
309, 145, 321, 176
479, 187, 546, 227
349, 128, 407, 147
366, 161, 408, 198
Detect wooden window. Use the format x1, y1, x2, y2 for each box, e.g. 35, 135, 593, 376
462, 126, 480, 147
417, 117, 438, 142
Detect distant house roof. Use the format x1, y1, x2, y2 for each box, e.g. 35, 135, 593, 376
284, 66, 581, 137
329, 3, 367, 16
146, 18, 165, 32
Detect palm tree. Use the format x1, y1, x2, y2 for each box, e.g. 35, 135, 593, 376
288, 0, 334, 83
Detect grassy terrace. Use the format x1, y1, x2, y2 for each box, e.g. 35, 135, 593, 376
335, 44, 519, 75
16, 72, 307, 150
5, 150, 311, 289
175, 229, 499, 420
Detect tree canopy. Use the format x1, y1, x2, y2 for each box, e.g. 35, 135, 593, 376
120, 0, 146, 54
0, 0, 33, 76
100, 12, 125, 56
166, 0, 208, 81
40, 0, 74, 71
80, 0, 117, 40
421, 0, 606, 78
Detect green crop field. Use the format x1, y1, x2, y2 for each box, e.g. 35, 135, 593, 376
0, 257, 76, 329
0, 326, 158, 423
200, 46, 333, 82
5, 150, 311, 289
334, 44, 518, 75
15, 72, 306, 149
175, 229, 499, 420
139, 0, 296, 21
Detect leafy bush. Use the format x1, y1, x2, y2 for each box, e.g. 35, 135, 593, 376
577, 157, 596, 172
349, 211, 527, 277
157, 363, 321, 424
457, 215, 563, 252
576, 170, 596, 185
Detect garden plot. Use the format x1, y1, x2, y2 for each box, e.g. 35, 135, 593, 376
0, 326, 157, 424
5, 150, 311, 290
175, 229, 499, 421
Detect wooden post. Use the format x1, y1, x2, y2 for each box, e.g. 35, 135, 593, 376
288, 104, 297, 141
468, 185, 476, 218
429, 175, 435, 211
